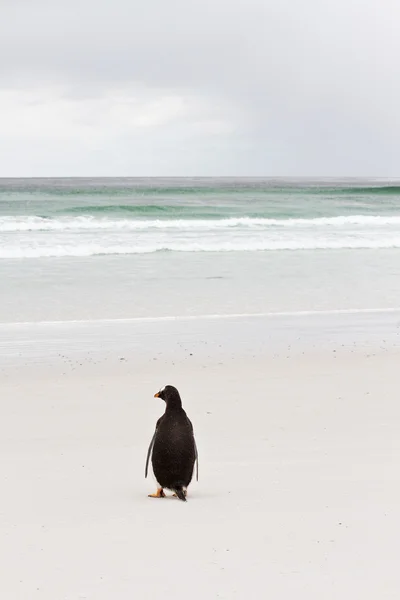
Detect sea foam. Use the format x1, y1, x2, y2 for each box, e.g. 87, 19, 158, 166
2, 214, 400, 232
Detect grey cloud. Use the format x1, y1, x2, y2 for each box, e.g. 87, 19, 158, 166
1, 0, 400, 175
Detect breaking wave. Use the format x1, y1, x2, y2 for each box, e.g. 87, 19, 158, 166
2, 211, 400, 258
2, 214, 400, 232
3, 238, 400, 258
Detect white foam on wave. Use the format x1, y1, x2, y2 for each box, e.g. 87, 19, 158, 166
2, 237, 400, 258
2, 214, 400, 232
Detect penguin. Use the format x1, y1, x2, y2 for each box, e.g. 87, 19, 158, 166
145, 385, 198, 501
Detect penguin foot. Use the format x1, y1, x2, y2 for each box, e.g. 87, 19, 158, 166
148, 487, 165, 498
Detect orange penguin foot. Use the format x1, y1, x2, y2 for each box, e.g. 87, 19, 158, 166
148, 487, 165, 498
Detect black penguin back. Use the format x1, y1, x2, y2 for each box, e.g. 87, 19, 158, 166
151, 387, 196, 492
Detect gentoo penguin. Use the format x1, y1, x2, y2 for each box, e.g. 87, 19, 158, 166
145, 385, 198, 501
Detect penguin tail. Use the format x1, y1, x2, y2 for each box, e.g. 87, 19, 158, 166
173, 485, 187, 502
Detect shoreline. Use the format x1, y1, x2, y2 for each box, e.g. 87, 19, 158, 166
1, 305, 400, 328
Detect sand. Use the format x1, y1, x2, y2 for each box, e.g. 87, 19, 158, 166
1, 312, 400, 599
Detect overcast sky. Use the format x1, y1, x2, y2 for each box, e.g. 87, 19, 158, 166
1, 0, 399, 176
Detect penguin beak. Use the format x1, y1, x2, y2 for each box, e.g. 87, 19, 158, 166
154, 392, 160, 398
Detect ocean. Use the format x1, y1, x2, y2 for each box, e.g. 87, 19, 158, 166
1, 177, 400, 323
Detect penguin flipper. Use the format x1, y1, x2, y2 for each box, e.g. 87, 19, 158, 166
194, 438, 199, 481
145, 430, 156, 478
145, 417, 163, 478
187, 417, 199, 482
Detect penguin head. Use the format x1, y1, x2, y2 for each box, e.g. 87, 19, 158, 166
154, 385, 182, 407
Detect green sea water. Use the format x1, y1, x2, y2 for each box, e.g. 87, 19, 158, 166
1, 177, 400, 222
1, 177, 400, 323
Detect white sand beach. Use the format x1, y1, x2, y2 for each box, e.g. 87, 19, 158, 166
1, 311, 400, 599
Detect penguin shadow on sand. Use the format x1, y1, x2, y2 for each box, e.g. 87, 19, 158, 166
145, 385, 199, 502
